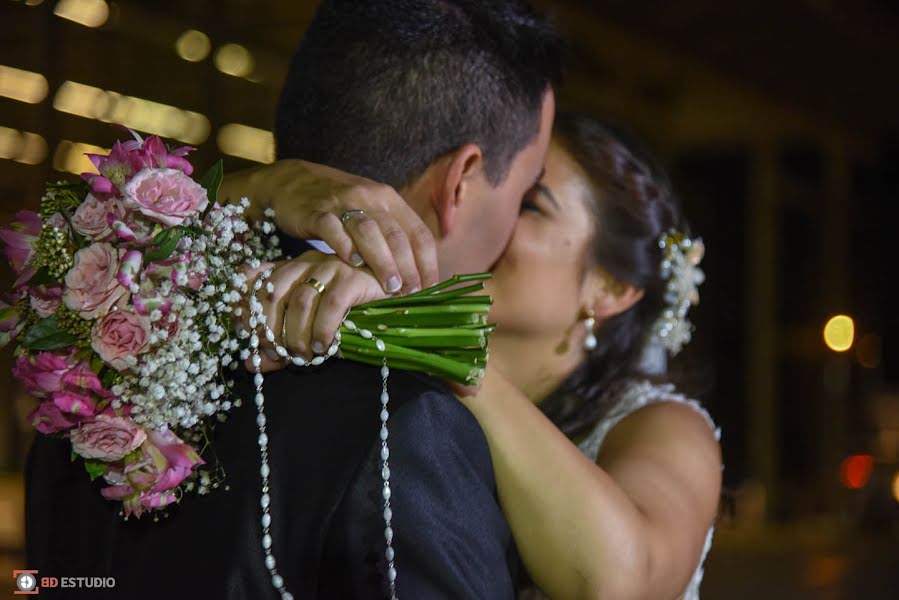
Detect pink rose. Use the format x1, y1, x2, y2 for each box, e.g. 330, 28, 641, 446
124, 168, 208, 227
28, 400, 79, 434
29, 284, 62, 318
52, 390, 97, 417
71, 194, 128, 241
63, 243, 129, 319
0, 210, 42, 287
100, 428, 203, 518
91, 308, 151, 371
13, 352, 76, 398
71, 415, 147, 461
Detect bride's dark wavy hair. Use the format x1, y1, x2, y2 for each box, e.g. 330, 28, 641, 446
540, 112, 690, 437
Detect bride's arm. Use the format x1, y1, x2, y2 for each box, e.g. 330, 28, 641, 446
460, 367, 721, 600
220, 160, 439, 295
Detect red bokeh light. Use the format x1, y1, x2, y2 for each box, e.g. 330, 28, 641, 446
840, 454, 874, 489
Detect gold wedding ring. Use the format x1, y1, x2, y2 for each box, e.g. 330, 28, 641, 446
303, 277, 326, 295
339, 209, 367, 225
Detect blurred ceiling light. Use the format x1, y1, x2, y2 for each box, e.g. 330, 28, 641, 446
53, 140, 108, 175
892, 472, 899, 504
217, 124, 274, 163
214, 43, 255, 78
823, 315, 854, 352
26, 0, 46, 6
0, 65, 49, 104
840, 454, 873, 490
856, 334, 882, 369
175, 30, 211, 63
0, 126, 48, 165
54, 0, 109, 28
53, 81, 211, 144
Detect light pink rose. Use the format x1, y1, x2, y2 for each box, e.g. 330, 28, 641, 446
70, 414, 147, 462
71, 194, 128, 241
100, 428, 203, 518
91, 308, 151, 371
124, 168, 208, 227
63, 243, 129, 319
29, 284, 62, 318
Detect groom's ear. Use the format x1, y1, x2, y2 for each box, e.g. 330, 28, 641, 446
432, 144, 484, 237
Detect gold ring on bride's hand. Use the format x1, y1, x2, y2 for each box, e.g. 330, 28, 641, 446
303, 277, 326, 295
339, 209, 366, 225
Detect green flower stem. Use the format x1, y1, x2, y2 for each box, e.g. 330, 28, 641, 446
337, 332, 479, 383
336, 272, 494, 384
359, 283, 490, 308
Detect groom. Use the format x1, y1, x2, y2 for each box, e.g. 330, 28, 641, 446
25, 1, 561, 598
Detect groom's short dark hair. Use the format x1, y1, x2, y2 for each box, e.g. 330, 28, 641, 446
275, 0, 563, 188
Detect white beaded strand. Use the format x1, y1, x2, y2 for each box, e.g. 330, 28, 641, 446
249, 268, 398, 600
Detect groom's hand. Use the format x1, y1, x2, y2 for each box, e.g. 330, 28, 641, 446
221, 159, 439, 296
240, 251, 387, 372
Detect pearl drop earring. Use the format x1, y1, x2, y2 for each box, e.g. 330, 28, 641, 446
583, 310, 597, 351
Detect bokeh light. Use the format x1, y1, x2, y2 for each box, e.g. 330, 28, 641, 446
53, 0, 109, 29
214, 43, 255, 78
217, 123, 274, 163
175, 30, 212, 63
892, 472, 899, 503
840, 454, 873, 489
52, 140, 108, 175
0, 65, 49, 104
823, 315, 854, 352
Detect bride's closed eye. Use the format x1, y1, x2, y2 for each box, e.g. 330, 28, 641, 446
519, 182, 558, 215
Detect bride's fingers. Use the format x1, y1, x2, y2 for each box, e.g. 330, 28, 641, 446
310, 266, 386, 355
342, 212, 402, 294
305, 210, 362, 267
282, 263, 337, 358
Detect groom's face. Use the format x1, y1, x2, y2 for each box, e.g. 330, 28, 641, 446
440, 88, 556, 277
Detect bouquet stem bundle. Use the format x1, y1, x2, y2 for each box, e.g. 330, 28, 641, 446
337, 274, 493, 385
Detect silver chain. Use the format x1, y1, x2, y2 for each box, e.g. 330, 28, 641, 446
246, 268, 398, 600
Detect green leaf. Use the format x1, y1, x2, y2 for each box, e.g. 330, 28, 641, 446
84, 459, 108, 481
144, 228, 184, 263
71, 450, 78, 462
21, 315, 80, 350
101, 368, 118, 390
27, 268, 60, 287
198, 159, 223, 218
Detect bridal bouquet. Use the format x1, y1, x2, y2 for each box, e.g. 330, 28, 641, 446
0, 132, 494, 520
0, 132, 283, 517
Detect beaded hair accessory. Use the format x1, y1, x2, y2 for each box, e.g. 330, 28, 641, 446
652, 229, 705, 355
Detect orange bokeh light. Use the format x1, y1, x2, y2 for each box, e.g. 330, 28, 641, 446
840, 454, 874, 489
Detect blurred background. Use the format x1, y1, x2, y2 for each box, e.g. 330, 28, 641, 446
1, 0, 898, 597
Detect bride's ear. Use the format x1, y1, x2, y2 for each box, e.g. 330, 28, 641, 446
586, 268, 644, 320
432, 144, 484, 237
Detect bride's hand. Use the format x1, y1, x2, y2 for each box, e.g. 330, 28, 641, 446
220, 160, 438, 296
240, 251, 387, 372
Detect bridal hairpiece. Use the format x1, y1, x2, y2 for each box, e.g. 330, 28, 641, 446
651, 229, 705, 355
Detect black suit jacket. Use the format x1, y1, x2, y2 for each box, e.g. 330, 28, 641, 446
25, 360, 519, 598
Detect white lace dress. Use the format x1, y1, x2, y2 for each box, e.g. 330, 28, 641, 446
520, 380, 720, 599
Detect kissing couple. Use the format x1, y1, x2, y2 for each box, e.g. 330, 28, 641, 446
26, 1, 721, 598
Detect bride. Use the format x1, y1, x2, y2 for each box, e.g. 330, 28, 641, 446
225, 112, 722, 599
